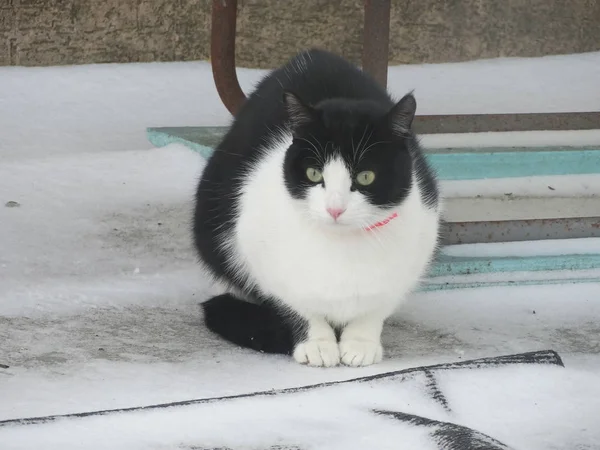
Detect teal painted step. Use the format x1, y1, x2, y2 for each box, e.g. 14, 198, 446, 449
431, 252, 600, 277
420, 276, 600, 291
148, 126, 222, 160
147, 126, 600, 181
148, 125, 600, 288
422, 251, 600, 290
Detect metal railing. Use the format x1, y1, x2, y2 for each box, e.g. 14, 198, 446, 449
209, 0, 599, 133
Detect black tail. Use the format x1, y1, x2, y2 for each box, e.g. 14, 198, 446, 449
202, 294, 297, 355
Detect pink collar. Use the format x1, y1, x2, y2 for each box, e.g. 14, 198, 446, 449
365, 212, 399, 231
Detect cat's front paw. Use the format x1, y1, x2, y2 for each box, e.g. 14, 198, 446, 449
339, 339, 383, 367
293, 340, 340, 367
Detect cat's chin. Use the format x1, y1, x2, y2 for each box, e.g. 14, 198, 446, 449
316, 219, 369, 233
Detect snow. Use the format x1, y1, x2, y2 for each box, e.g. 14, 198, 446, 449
442, 238, 600, 258
441, 173, 600, 199
1, 51, 600, 448
3, 364, 600, 450
2, 51, 599, 160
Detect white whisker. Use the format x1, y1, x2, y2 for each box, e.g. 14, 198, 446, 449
297, 136, 325, 166
358, 139, 390, 163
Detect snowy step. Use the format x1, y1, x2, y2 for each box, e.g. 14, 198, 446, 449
443, 196, 600, 222
426, 238, 600, 290
146, 126, 600, 243
147, 126, 600, 180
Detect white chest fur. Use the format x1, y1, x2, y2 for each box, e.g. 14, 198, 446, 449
225, 141, 440, 325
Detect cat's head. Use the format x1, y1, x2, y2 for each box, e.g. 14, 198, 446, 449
282, 91, 416, 230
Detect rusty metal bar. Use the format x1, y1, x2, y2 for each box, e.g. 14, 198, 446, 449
362, 0, 391, 88
442, 217, 600, 245
211, 0, 246, 116
208, 1, 599, 135
210, 0, 393, 113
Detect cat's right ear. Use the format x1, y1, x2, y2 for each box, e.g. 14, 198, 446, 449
283, 91, 314, 132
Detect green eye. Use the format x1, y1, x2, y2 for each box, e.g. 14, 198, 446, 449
356, 170, 376, 186
306, 167, 323, 183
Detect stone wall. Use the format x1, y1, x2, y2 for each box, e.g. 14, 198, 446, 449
2, 0, 599, 67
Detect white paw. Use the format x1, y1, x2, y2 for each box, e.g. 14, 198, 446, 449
339, 339, 383, 367
293, 340, 341, 367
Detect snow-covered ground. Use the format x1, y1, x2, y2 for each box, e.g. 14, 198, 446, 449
1, 52, 600, 448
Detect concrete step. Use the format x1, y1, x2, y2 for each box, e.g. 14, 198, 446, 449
146, 126, 600, 244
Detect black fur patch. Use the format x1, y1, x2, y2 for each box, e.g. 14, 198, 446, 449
202, 294, 306, 355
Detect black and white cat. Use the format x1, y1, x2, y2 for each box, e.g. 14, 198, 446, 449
194, 49, 440, 367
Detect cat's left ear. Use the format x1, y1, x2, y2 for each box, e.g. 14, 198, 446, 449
387, 92, 417, 135
283, 91, 315, 133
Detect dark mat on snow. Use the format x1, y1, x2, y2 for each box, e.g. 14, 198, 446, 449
4, 350, 596, 450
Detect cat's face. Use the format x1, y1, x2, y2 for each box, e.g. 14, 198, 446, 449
283, 92, 416, 230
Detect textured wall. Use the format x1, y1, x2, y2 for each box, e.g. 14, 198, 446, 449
0, 0, 211, 66
1, 0, 600, 67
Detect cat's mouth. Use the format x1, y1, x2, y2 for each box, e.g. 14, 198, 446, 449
323, 211, 399, 230
317, 215, 361, 231
318, 212, 398, 232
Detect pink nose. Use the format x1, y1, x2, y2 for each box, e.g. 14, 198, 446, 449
327, 208, 345, 220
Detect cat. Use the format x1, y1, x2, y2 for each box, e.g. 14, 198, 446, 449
193, 48, 440, 367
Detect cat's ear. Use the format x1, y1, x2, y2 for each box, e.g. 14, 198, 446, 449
283, 91, 314, 132
387, 92, 417, 135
